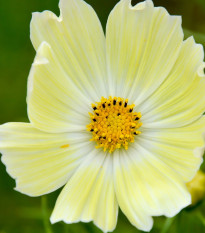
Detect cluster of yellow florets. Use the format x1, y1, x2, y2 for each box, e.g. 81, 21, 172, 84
87, 96, 142, 153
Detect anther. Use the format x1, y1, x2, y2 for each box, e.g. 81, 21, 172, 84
92, 104, 97, 110
129, 109, 133, 113
102, 103, 106, 108
113, 99, 116, 105
135, 117, 140, 120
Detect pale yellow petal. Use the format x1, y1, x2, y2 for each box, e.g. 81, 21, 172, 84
51, 152, 118, 233
27, 42, 90, 133
28, 0, 108, 133
106, 0, 183, 101
30, 0, 107, 100
0, 123, 91, 196
113, 145, 190, 232
140, 116, 205, 182
141, 37, 205, 128
113, 150, 153, 232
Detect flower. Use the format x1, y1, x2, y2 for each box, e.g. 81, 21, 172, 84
187, 170, 205, 206
0, 0, 205, 232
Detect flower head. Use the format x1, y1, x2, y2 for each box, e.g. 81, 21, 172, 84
1, 0, 205, 232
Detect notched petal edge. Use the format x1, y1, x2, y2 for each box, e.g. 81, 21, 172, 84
129, 0, 154, 10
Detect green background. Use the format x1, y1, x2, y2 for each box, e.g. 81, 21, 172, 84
0, 0, 205, 232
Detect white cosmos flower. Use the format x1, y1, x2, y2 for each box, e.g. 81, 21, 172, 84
1, 0, 205, 232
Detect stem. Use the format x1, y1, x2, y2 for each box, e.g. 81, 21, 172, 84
41, 196, 53, 233
160, 217, 175, 233
197, 212, 205, 226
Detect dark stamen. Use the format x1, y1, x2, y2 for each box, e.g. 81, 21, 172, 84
135, 117, 139, 120
113, 99, 116, 105
117, 113, 120, 116
129, 109, 133, 113
93, 106, 97, 110
119, 101, 122, 106
102, 103, 105, 108
90, 129, 94, 132
103, 136, 106, 139
134, 132, 138, 135
96, 113, 99, 116
124, 102, 127, 107
93, 119, 96, 122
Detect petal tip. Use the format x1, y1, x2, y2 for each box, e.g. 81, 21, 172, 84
33, 41, 51, 65
50, 215, 58, 224
129, 0, 154, 10
165, 191, 191, 218
137, 217, 153, 232
197, 62, 205, 78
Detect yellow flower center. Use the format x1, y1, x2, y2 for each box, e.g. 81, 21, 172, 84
87, 96, 142, 153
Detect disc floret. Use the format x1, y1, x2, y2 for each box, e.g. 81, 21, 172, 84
87, 96, 142, 153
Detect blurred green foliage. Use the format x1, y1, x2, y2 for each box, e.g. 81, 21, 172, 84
0, 0, 205, 232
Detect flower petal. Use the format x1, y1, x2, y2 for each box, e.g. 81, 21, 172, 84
31, 0, 107, 97
29, 0, 107, 133
106, 0, 183, 102
0, 123, 91, 196
113, 149, 153, 232
113, 146, 191, 231
51, 152, 118, 233
27, 42, 91, 133
140, 37, 205, 128
139, 116, 205, 182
